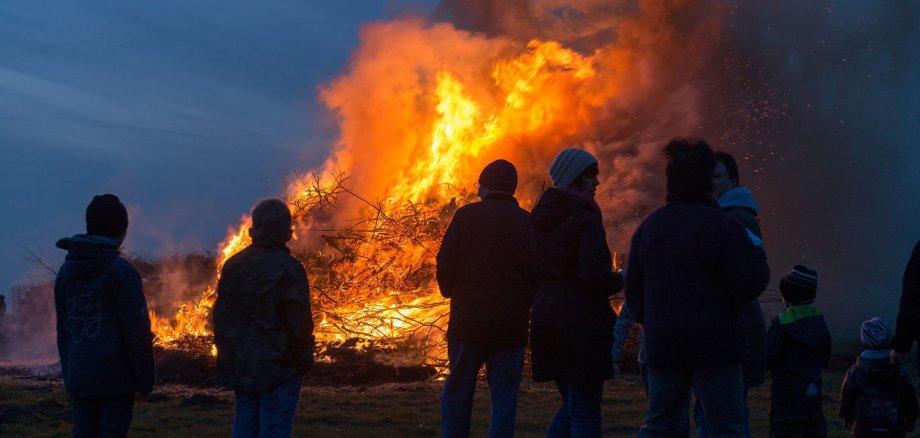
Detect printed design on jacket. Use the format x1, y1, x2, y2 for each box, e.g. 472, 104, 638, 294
64, 291, 103, 343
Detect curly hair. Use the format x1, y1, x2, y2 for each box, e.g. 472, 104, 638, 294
664, 138, 715, 198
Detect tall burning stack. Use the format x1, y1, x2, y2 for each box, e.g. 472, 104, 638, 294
148, 1, 778, 381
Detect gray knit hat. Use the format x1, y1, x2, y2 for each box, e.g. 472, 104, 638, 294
549, 148, 598, 189
860, 317, 892, 349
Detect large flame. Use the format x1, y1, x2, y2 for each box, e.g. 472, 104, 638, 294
150, 2, 755, 372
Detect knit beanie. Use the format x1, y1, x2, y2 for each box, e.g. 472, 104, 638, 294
478, 159, 518, 194
85, 194, 129, 238
860, 317, 892, 349
779, 265, 818, 305
549, 148, 598, 189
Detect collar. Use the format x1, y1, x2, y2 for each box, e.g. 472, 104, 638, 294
778, 304, 819, 325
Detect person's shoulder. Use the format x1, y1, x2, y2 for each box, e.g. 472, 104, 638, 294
109, 256, 141, 281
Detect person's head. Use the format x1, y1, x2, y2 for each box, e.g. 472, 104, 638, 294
549, 148, 600, 198
664, 138, 715, 199
779, 265, 819, 306
249, 198, 293, 243
712, 151, 739, 199
860, 317, 892, 350
85, 194, 129, 243
477, 159, 518, 198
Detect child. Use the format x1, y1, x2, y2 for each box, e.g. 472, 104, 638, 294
839, 317, 919, 437
767, 265, 832, 437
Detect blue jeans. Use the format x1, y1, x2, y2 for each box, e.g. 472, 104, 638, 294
546, 380, 604, 438
232, 374, 304, 438
639, 363, 744, 438
695, 387, 751, 438
640, 364, 689, 438
70, 392, 135, 437
440, 340, 525, 438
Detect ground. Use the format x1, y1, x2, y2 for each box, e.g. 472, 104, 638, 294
3, 363, 918, 437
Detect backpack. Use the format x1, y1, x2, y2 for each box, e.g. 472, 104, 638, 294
853, 361, 903, 436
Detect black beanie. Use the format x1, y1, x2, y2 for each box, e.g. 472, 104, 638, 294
478, 159, 518, 194
779, 265, 818, 305
86, 194, 129, 238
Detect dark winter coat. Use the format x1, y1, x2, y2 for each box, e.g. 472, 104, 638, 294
529, 188, 623, 383
55, 234, 155, 398
625, 195, 769, 370
893, 240, 920, 353
767, 305, 831, 417
720, 187, 768, 388
436, 192, 533, 346
212, 238, 314, 393
839, 350, 920, 438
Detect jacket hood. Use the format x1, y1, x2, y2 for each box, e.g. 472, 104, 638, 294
530, 187, 596, 231
56, 234, 121, 280
719, 187, 759, 215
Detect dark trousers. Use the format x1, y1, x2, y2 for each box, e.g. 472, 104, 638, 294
70, 393, 135, 438
546, 380, 604, 438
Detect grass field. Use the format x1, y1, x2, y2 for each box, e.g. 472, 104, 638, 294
6, 363, 917, 437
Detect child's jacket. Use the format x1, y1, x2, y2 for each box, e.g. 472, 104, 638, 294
767, 305, 832, 414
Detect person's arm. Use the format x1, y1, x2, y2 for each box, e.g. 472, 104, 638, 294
435, 210, 465, 299
279, 260, 315, 374
575, 216, 623, 298
720, 219, 770, 305
838, 366, 857, 427
624, 227, 645, 324
893, 241, 920, 353
113, 263, 155, 394
765, 318, 782, 371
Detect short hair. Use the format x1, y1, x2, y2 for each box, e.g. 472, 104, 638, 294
714, 151, 740, 186
664, 138, 715, 198
251, 198, 292, 235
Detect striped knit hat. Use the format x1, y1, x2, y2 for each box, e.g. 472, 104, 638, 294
779, 265, 818, 305
860, 317, 892, 349
549, 148, 598, 189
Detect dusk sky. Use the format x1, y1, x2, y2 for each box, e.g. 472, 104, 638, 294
0, 1, 436, 294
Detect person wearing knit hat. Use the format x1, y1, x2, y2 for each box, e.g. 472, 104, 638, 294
54, 194, 154, 436
779, 265, 819, 305
437, 159, 532, 437
840, 316, 919, 436
766, 264, 831, 437
530, 147, 622, 436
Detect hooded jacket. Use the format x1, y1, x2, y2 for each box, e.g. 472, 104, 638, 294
55, 234, 155, 398
625, 195, 770, 370
436, 192, 533, 346
767, 305, 832, 413
720, 186, 768, 388
529, 188, 623, 383
212, 238, 314, 392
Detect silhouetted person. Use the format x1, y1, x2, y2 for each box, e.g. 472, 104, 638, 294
54, 194, 155, 437
840, 317, 918, 437
892, 240, 920, 374
767, 265, 830, 437
437, 159, 533, 438
212, 198, 314, 438
530, 147, 623, 437
626, 139, 769, 437
694, 151, 768, 437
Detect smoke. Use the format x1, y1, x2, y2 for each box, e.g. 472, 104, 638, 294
313, 0, 920, 352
